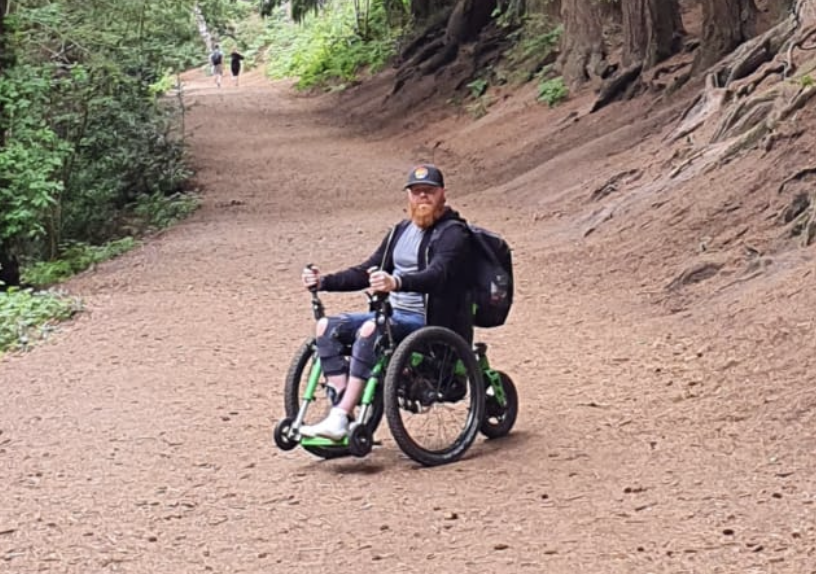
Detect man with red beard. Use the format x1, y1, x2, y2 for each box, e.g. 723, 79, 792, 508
299, 164, 473, 440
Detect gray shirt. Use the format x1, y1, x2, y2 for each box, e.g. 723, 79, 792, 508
390, 223, 426, 317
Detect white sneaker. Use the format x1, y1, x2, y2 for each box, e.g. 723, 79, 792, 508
299, 408, 349, 441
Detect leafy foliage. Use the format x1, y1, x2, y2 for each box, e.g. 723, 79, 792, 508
263, 1, 404, 90
130, 192, 201, 233
537, 76, 568, 107
1, 1, 201, 263
0, 62, 70, 246
0, 0, 218, 339
0, 288, 82, 354
467, 78, 489, 98
464, 79, 492, 119
22, 238, 138, 288
501, 16, 563, 84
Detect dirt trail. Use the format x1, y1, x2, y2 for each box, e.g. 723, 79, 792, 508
2, 68, 815, 574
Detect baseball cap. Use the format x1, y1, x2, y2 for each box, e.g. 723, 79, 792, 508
404, 164, 445, 189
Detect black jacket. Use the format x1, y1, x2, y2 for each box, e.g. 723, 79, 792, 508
320, 207, 473, 341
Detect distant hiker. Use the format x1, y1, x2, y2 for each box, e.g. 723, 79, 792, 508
210, 44, 224, 88
230, 49, 245, 87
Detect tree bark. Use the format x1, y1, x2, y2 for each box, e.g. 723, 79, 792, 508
446, 0, 497, 44
394, 0, 497, 92
694, 0, 758, 75
525, 0, 561, 19
193, 3, 214, 53
622, 0, 683, 68
769, 0, 795, 21
601, 0, 622, 23
558, 0, 606, 88
411, 0, 455, 20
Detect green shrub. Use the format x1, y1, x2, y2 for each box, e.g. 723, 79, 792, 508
467, 78, 489, 98
22, 238, 138, 288
131, 192, 200, 232
500, 17, 563, 85
263, 2, 401, 90
0, 288, 82, 354
537, 76, 568, 107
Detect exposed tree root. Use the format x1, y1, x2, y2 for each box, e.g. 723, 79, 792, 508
397, 9, 452, 65
669, 11, 802, 143
711, 88, 779, 142
392, 0, 500, 97
590, 169, 642, 201
780, 192, 811, 223
778, 165, 816, 194
667, 261, 724, 291
669, 73, 732, 142
788, 193, 816, 246
667, 0, 816, 188
590, 63, 644, 113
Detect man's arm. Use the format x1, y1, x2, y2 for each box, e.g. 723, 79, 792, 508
319, 227, 396, 292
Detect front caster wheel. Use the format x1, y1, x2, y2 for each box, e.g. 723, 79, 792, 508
274, 418, 298, 451
348, 423, 373, 458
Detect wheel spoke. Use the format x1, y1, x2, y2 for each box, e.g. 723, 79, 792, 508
384, 327, 485, 465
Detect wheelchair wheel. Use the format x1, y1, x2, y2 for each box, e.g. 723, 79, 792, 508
273, 418, 298, 451
384, 327, 485, 467
480, 371, 518, 439
283, 338, 383, 460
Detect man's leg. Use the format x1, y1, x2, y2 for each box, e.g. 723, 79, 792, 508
338, 311, 424, 415
304, 319, 378, 440
301, 313, 372, 439
336, 319, 379, 414
303, 312, 424, 440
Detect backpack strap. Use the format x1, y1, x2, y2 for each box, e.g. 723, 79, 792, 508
430, 218, 468, 243
380, 220, 408, 271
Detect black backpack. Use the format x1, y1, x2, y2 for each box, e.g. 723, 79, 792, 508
211, 51, 223, 65
468, 224, 513, 328
434, 220, 514, 328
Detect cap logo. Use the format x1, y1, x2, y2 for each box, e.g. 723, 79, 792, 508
413, 167, 429, 180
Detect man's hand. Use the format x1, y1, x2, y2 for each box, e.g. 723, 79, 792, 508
302, 266, 320, 290
369, 270, 398, 293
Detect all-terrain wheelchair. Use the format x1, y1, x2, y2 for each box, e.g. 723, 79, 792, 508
273, 287, 518, 467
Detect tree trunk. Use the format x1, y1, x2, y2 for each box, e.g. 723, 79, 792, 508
769, 0, 795, 21
193, 3, 214, 53
694, 0, 758, 75
446, 0, 497, 44
411, 0, 455, 20
558, 0, 606, 88
394, 0, 497, 93
601, 0, 622, 23
622, 0, 682, 68
412, 0, 431, 19
525, 0, 561, 19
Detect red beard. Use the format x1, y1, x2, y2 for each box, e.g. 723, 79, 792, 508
409, 202, 445, 229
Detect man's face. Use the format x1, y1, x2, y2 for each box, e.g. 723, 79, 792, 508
407, 184, 446, 229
